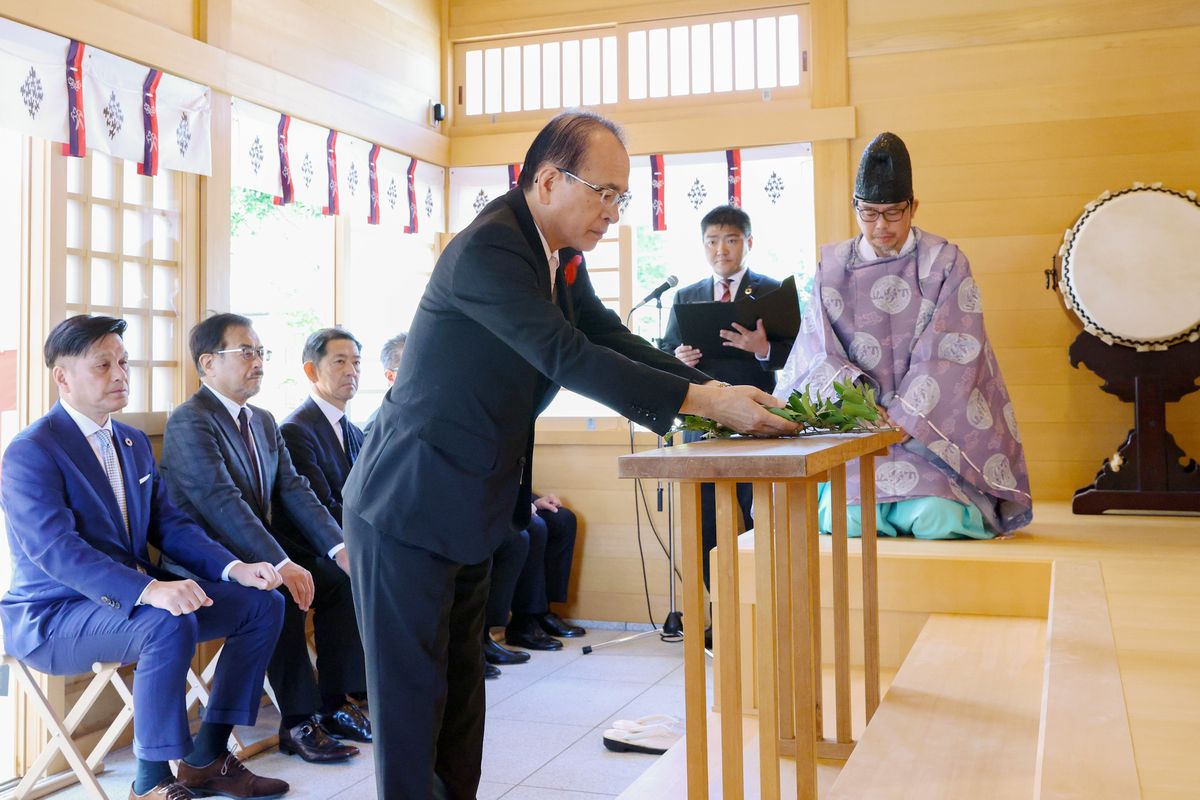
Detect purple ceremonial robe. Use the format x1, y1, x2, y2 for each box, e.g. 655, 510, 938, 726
776, 229, 1033, 533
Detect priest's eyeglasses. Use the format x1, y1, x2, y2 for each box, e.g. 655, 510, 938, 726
558, 168, 632, 210
854, 201, 911, 223
214, 346, 272, 362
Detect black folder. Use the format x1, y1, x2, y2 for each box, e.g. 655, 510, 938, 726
673, 275, 801, 361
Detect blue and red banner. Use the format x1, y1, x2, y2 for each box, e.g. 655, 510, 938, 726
650, 154, 666, 231
726, 148, 742, 207
367, 144, 381, 224
62, 40, 86, 158
507, 163, 522, 189
137, 69, 163, 176
274, 114, 293, 205
403, 156, 418, 233
323, 129, 339, 216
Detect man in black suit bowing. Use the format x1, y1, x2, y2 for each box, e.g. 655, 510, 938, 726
342, 111, 797, 800
276, 326, 371, 740
161, 314, 363, 764
660, 205, 796, 600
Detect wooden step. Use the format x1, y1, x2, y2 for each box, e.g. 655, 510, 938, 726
827, 614, 1046, 800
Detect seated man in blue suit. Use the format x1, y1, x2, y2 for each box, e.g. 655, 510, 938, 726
276, 327, 370, 734
0, 315, 288, 800
161, 314, 366, 763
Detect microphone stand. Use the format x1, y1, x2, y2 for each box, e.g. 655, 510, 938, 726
584, 294, 686, 654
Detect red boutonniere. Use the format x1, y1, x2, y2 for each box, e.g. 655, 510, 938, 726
564, 254, 581, 286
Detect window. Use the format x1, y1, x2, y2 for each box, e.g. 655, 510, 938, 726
341, 219, 438, 425
455, 7, 808, 122
64, 150, 187, 417
228, 190, 335, 417
0, 125, 21, 786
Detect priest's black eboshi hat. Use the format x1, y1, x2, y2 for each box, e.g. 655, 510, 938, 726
854, 132, 913, 204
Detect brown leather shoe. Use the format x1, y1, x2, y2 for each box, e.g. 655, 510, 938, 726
279, 717, 359, 762
176, 752, 289, 799
130, 780, 195, 800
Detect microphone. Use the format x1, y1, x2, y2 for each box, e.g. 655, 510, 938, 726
631, 275, 678, 311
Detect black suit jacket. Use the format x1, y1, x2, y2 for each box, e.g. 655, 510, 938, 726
659, 270, 793, 393
278, 397, 362, 533
161, 386, 343, 564
343, 188, 710, 565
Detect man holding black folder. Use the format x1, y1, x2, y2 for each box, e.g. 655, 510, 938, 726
659, 205, 795, 613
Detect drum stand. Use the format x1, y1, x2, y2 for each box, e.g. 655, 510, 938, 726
1069, 331, 1200, 514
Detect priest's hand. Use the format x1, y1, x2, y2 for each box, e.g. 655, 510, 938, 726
680, 383, 798, 437
674, 344, 703, 368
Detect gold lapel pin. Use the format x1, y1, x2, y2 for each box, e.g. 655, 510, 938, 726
743, 285, 753, 295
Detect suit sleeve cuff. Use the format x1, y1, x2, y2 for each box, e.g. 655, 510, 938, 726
220, 560, 240, 582
134, 581, 154, 606
327, 542, 346, 559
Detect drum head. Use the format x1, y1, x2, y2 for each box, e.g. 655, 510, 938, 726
1059, 185, 1200, 349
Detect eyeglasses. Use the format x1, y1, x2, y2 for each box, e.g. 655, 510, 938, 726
558, 168, 631, 210
214, 346, 272, 362
854, 201, 911, 223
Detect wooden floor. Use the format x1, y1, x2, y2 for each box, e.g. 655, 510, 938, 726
889, 502, 1198, 800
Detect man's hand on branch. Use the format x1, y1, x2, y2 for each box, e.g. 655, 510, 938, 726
680, 383, 798, 437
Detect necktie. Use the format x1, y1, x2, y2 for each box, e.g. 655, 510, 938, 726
237, 408, 264, 506
95, 429, 129, 535
340, 415, 359, 465
718, 278, 733, 302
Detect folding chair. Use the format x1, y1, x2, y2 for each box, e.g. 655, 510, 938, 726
184, 646, 278, 759
0, 651, 133, 800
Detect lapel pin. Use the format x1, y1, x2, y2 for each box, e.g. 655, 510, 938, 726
743, 285, 753, 295
124, 437, 133, 446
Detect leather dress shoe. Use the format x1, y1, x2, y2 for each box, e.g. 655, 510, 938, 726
484, 634, 531, 665
485, 663, 501, 679
320, 701, 372, 743
279, 717, 359, 762
537, 611, 585, 638
130, 780, 194, 800
505, 615, 563, 651
177, 752, 289, 799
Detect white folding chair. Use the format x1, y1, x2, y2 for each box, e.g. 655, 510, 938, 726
0, 651, 133, 800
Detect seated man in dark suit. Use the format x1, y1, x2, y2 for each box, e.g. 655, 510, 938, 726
160, 314, 365, 764
362, 331, 406, 437
1, 315, 288, 800
505, 493, 585, 647
659, 205, 795, 641
277, 327, 371, 730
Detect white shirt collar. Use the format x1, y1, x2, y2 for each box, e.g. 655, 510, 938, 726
202, 383, 252, 422
714, 266, 749, 288
856, 228, 917, 263
309, 392, 346, 427
533, 222, 556, 268
59, 398, 113, 439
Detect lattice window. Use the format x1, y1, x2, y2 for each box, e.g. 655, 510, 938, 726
455, 7, 808, 122
63, 150, 185, 414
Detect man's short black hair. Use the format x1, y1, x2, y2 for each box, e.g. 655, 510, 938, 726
189, 312, 253, 377
700, 205, 752, 237
303, 327, 362, 366
517, 111, 626, 192
44, 314, 127, 368
380, 332, 408, 371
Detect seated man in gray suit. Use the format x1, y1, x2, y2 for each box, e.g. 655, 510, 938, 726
161, 313, 366, 763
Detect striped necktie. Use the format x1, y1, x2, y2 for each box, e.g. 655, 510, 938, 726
718, 278, 733, 302
340, 414, 359, 465
95, 429, 129, 535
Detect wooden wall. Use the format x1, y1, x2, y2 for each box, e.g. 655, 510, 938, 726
843, 0, 1200, 500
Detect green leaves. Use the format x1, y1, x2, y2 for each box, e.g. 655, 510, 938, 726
669, 380, 883, 441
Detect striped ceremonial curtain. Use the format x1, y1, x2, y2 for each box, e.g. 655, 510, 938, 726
649, 153, 666, 231
0, 17, 211, 175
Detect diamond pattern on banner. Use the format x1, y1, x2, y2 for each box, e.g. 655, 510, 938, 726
81, 46, 144, 162
413, 160, 445, 233
287, 116, 329, 208
447, 165, 507, 231
387, 177, 398, 209
231, 97, 281, 196
687, 178, 708, 210
250, 136, 264, 173
301, 152, 313, 187
102, 90, 122, 139
20, 66, 43, 118
764, 171, 785, 204
425, 187, 434, 218
473, 190, 489, 214
176, 111, 190, 156
155, 72, 210, 175
0, 19, 70, 146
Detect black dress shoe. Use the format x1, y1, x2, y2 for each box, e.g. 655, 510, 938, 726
537, 611, 586, 638
320, 701, 372, 743
279, 718, 359, 763
484, 663, 501, 679
484, 635, 531, 665
505, 615, 564, 651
